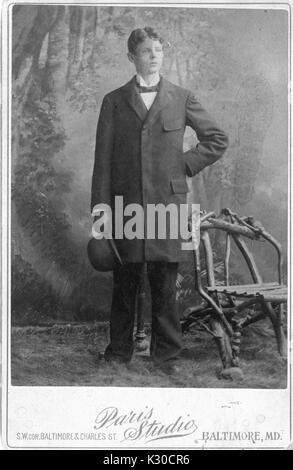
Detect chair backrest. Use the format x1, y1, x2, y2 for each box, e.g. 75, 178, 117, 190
194, 208, 284, 290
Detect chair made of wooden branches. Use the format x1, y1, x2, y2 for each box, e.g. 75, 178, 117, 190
181, 208, 287, 370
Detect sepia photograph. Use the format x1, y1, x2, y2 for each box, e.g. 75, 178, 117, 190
1, 0, 291, 450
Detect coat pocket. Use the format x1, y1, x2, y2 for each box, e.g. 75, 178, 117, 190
170, 178, 190, 194
163, 119, 183, 131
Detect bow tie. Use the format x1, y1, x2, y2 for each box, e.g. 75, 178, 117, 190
137, 85, 159, 93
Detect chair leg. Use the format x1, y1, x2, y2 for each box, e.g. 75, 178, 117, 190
209, 317, 234, 369
262, 302, 286, 357
276, 304, 286, 357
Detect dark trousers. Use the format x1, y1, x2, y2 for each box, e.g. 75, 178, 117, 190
104, 262, 183, 364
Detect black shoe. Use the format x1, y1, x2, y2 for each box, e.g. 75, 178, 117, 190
104, 344, 132, 364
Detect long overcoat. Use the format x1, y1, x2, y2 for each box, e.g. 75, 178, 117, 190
91, 76, 228, 263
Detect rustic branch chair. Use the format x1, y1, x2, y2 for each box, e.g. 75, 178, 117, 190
180, 208, 287, 370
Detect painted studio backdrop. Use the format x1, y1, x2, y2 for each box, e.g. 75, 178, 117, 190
11, 5, 288, 325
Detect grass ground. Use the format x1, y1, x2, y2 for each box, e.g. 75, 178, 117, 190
11, 320, 287, 388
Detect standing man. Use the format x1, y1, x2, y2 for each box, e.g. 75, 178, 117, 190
91, 27, 228, 373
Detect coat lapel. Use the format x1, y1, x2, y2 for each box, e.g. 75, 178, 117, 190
121, 76, 175, 124
144, 77, 174, 126
121, 76, 148, 122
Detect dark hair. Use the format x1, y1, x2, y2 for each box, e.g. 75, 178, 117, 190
127, 27, 164, 54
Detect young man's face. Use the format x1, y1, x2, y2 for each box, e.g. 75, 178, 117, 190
128, 37, 164, 77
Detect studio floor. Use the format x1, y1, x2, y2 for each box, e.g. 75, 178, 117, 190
10, 321, 287, 389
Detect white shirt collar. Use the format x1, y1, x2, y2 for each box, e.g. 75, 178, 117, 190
136, 73, 160, 87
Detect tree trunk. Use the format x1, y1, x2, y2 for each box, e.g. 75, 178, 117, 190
67, 7, 87, 85
12, 6, 57, 179
44, 6, 70, 102
12, 5, 56, 78
12, 56, 34, 181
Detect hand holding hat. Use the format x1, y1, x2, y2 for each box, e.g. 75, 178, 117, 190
87, 210, 122, 272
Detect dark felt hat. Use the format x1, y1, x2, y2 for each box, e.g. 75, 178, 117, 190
87, 237, 122, 272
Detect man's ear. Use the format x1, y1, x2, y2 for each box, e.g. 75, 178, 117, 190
127, 52, 135, 64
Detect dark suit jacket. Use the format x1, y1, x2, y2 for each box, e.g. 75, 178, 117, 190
91, 76, 228, 263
